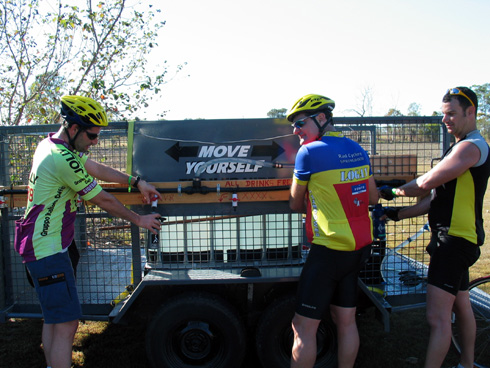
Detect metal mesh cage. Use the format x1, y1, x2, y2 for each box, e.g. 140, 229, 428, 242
0, 117, 448, 317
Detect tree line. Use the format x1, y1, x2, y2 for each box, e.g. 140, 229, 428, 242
267, 84, 490, 140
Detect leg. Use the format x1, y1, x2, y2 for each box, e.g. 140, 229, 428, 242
331, 305, 359, 368
27, 253, 82, 368
452, 290, 475, 368
291, 313, 321, 368
424, 285, 456, 368
43, 319, 79, 368
42, 323, 55, 367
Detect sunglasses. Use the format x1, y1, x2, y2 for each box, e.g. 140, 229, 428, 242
447, 88, 475, 107
84, 130, 100, 140
292, 114, 319, 129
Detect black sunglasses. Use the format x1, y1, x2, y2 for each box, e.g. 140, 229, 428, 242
84, 130, 100, 140
292, 114, 319, 129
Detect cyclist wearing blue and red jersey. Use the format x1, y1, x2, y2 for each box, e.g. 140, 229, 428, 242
288, 94, 379, 368
381, 87, 490, 368
14, 96, 163, 368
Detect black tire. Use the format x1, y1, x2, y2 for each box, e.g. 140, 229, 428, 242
255, 295, 338, 368
145, 292, 246, 368
451, 276, 490, 368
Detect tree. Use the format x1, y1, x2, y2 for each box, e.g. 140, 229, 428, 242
407, 102, 421, 116
472, 83, 490, 118
385, 108, 403, 117
349, 86, 374, 117
267, 108, 287, 119
471, 83, 490, 139
0, 0, 185, 125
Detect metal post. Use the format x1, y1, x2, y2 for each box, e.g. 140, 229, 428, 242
130, 223, 142, 285
0, 132, 9, 186
0, 207, 14, 309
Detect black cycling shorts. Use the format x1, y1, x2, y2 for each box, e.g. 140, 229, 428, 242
295, 243, 371, 319
427, 231, 480, 295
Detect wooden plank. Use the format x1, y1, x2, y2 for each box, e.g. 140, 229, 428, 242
0, 167, 418, 208
370, 154, 417, 178
1, 191, 291, 207
0, 179, 292, 208
0, 178, 293, 192
374, 175, 415, 185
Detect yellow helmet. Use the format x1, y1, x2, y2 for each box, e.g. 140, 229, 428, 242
60, 95, 108, 127
286, 94, 335, 122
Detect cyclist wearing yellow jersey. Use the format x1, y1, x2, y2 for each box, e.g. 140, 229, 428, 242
380, 87, 490, 368
14, 96, 162, 368
288, 94, 378, 368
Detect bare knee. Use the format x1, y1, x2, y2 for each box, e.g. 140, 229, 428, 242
331, 306, 356, 329
292, 314, 318, 340
55, 320, 79, 340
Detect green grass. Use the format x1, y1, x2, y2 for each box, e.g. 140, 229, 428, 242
1, 309, 461, 368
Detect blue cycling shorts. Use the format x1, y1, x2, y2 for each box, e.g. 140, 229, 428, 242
26, 251, 82, 324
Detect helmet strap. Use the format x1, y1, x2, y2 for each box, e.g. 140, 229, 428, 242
312, 116, 333, 140
64, 125, 82, 150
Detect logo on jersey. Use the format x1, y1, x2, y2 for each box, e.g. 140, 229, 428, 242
351, 183, 367, 195
340, 167, 369, 182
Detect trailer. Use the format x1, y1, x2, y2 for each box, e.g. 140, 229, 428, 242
0, 116, 450, 367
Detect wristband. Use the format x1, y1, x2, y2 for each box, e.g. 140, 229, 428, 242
391, 188, 398, 198
128, 175, 133, 192
132, 176, 141, 188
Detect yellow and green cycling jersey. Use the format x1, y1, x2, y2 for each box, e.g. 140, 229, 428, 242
15, 133, 102, 262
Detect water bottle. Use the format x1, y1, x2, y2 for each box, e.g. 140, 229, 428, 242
372, 204, 386, 240
148, 196, 159, 262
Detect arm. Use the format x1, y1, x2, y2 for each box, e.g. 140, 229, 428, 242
397, 194, 431, 220
289, 179, 308, 213
368, 176, 379, 205
88, 190, 161, 234
383, 194, 431, 222
394, 141, 480, 198
85, 158, 162, 204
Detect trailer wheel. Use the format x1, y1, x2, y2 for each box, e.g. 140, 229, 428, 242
145, 292, 246, 368
255, 295, 338, 368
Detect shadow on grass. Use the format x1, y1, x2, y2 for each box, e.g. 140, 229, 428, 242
74, 321, 148, 368
0, 318, 45, 368
1, 307, 462, 368
356, 307, 460, 368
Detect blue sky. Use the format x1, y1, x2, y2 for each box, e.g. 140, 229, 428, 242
146, 0, 490, 120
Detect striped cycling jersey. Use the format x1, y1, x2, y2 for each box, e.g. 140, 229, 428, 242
15, 133, 103, 262
293, 131, 373, 251
429, 130, 490, 245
